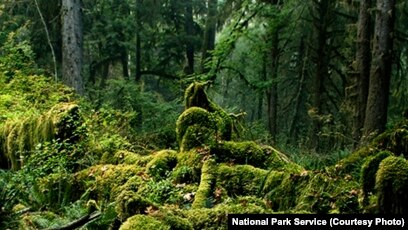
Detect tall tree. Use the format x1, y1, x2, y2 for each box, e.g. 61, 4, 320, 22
353, 0, 373, 144
184, 0, 195, 75
62, 0, 84, 95
200, 0, 218, 73
362, 0, 396, 142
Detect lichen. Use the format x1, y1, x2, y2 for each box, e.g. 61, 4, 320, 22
375, 156, 408, 214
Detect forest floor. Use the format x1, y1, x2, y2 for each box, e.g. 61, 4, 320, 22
1, 74, 407, 229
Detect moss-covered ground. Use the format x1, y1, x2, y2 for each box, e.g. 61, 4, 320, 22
1, 77, 407, 229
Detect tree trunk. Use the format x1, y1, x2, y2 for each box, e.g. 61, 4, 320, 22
200, 0, 217, 73
267, 30, 279, 144
353, 0, 372, 144
184, 0, 195, 75
362, 0, 396, 142
61, 0, 84, 95
309, 0, 332, 150
135, 0, 142, 82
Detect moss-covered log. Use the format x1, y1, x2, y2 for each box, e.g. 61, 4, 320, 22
192, 159, 217, 209
360, 150, 392, 204
375, 156, 408, 214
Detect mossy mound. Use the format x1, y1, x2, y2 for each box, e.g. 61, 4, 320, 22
146, 150, 178, 180
75, 164, 145, 201
119, 215, 170, 230
0, 102, 81, 170
115, 190, 153, 221
375, 156, 408, 214
360, 150, 393, 204
335, 119, 408, 177
102, 150, 152, 166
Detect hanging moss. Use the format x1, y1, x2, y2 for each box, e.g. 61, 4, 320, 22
192, 159, 217, 209
375, 156, 408, 214
360, 150, 393, 205
146, 150, 178, 180
0, 102, 80, 170
119, 215, 170, 230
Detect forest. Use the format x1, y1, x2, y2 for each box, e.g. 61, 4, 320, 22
0, 0, 408, 229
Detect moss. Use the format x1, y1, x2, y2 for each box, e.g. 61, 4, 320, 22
37, 173, 75, 210
216, 164, 267, 197
179, 201, 271, 230
375, 156, 408, 214
75, 164, 145, 201
119, 214, 170, 230
171, 165, 195, 184
176, 107, 217, 151
146, 150, 178, 179
151, 209, 193, 230
264, 170, 360, 213
360, 150, 393, 204
371, 119, 408, 157
175, 148, 209, 183
0, 102, 80, 170
101, 150, 152, 166
192, 159, 217, 209
115, 190, 153, 221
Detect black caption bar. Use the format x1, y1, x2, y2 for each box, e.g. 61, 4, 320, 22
228, 214, 407, 230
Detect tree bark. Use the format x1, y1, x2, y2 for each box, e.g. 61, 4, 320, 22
184, 0, 195, 75
362, 0, 396, 142
353, 0, 372, 144
135, 0, 142, 82
200, 0, 217, 73
267, 30, 279, 144
309, 0, 332, 150
62, 0, 84, 95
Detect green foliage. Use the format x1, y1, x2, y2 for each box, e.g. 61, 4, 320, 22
137, 178, 182, 205
0, 25, 39, 79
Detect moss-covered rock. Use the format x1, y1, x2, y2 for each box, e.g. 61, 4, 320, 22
146, 150, 178, 179
360, 150, 393, 204
375, 156, 408, 214
192, 159, 217, 209
119, 214, 170, 230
